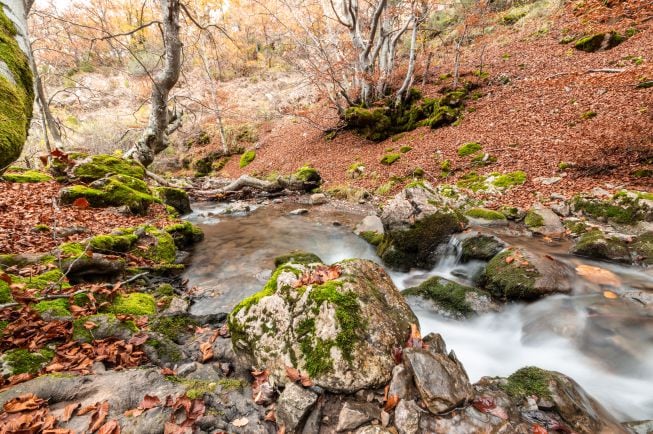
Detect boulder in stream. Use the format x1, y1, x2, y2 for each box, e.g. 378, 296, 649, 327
228, 258, 417, 392
571, 228, 631, 263
377, 183, 467, 271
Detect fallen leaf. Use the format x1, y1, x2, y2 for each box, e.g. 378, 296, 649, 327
97, 419, 120, 434
139, 395, 161, 410
84, 321, 98, 330
199, 342, 213, 363
384, 395, 400, 412
161, 367, 176, 376
3, 393, 45, 413
62, 402, 80, 422
72, 198, 90, 209
88, 401, 109, 432
532, 424, 548, 434
232, 417, 249, 427
505, 256, 515, 264
575, 264, 621, 287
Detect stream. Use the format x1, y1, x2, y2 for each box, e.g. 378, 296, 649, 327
183, 200, 653, 421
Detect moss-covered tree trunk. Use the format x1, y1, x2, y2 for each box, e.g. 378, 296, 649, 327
0, 0, 33, 174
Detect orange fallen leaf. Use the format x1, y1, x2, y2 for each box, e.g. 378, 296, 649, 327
97, 419, 120, 434
603, 290, 618, 299
384, 395, 400, 412
199, 342, 213, 363
575, 265, 621, 287
505, 256, 515, 264
62, 402, 80, 422
72, 198, 90, 209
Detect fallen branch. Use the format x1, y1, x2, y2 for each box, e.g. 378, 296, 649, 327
586, 68, 624, 74
145, 169, 177, 188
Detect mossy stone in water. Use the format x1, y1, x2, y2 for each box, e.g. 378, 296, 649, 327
155, 187, 191, 215
503, 366, 552, 399
483, 250, 541, 300
571, 229, 631, 264
165, 221, 204, 249
274, 251, 322, 268
461, 235, 505, 262
402, 276, 491, 319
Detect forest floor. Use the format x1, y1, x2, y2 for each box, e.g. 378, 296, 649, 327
217, 0, 653, 208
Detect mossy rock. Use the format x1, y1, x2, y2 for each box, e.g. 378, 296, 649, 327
0, 280, 12, 303
72, 154, 145, 181
344, 107, 392, 141
380, 154, 401, 165
574, 32, 625, 52
403, 276, 495, 319
632, 232, 653, 265
1, 348, 54, 376
2, 170, 52, 183
461, 234, 505, 262
89, 233, 138, 253
150, 314, 198, 344
570, 229, 631, 264
524, 209, 545, 228
5, 269, 69, 293
464, 208, 506, 221
358, 231, 384, 247
0, 5, 34, 175
571, 193, 651, 225
145, 335, 184, 365
59, 175, 157, 215
492, 171, 526, 188
483, 250, 542, 300
165, 221, 204, 249
503, 366, 553, 399
110, 292, 157, 316
378, 209, 467, 271
229, 259, 417, 392
132, 226, 177, 264
289, 166, 322, 190
457, 142, 482, 157
72, 313, 138, 343
155, 187, 191, 215
274, 251, 322, 268
34, 298, 71, 318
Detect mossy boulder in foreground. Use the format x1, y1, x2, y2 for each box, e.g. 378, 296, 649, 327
228, 258, 417, 392
71, 154, 145, 182
377, 183, 467, 270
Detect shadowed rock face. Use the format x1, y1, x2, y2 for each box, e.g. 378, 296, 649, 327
228, 258, 417, 393
377, 184, 467, 271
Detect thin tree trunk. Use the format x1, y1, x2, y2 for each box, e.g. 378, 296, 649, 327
125, 0, 182, 167
396, 17, 419, 104
0, 0, 34, 173
29, 48, 63, 149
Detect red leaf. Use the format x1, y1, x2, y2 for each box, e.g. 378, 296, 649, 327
139, 395, 161, 410
72, 198, 90, 209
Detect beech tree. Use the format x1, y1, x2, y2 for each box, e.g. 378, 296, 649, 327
0, 0, 34, 173
125, 0, 182, 167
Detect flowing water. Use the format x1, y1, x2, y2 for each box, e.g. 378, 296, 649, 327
184, 201, 653, 421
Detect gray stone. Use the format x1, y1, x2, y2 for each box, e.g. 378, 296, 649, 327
302, 403, 323, 434
310, 193, 328, 205
388, 365, 416, 400
403, 347, 473, 414
277, 383, 318, 433
551, 202, 571, 217
289, 208, 309, 215
354, 426, 394, 434
394, 399, 422, 434
354, 215, 384, 235
336, 401, 381, 432
163, 297, 189, 314
624, 420, 653, 434
526, 204, 565, 237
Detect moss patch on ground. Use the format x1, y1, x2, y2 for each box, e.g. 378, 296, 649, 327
90, 233, 138, 253
132, 226, 176, 263
34, 298, 71, 317
72, 154, 145, 181
2, 170, 52, 183
464, 208, 506, 221
150, 315, 198, 343
380, 153, 401, 166
2, 348, 54, 375
492, 171, 526, 188
110, 292, 156, 315
458, 142, 482, 157
240, 150, 256, 168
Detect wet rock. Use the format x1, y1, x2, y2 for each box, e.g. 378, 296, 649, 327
571, 228, 631, 264
460, 233, 505, 262
482, 248, 572, 301
354, 215, 384, 235
377, 183, 467, 270
154, 187, 192, 215
302, 402, 323, 434
229, 259, 417, 392
277, 383, 318, 433
336, 401, 380, 432
403, 276, 499, 319
403, 347, 473, 414
310, 193, 328, 205
525, 204, 565, 237
289, 208, 309, 215
394, 399, 423, 434
631, 231, 653, 265
163, 297, 189, 314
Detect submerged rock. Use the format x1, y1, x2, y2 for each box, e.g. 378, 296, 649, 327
377, 183, 467, 270
228, 258, 417, 392
403, 276, 499, 319
460, 233, 506, 262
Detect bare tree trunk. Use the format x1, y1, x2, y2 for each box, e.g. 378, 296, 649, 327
0, 0, 34, 173
125, 0, 182, 167
422, 51, 432, 86
29, 49, 63, 150
396, 16, 419, 104
452, 24, 467, 89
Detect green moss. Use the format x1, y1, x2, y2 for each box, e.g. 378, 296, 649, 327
230, 265, 301, 317
574, 32, 625, 52
500, 11, 526, 25
524, 210, 545, 228
564, 220, 588, 235
150, 315, 198, 343
217, 378, 247, 392
458, 142, 482, 157
58, 242, 85, 258
503, 366, 552, 399
59, 175, 157, 215
465, 208, 506, 221
457, 172, 487, 191
0, 320, 7, 334
344, 107, 392, 141
581, 110, 597, 120
0, 280, 12, 303
72, 154, 145, 181
165, 221, 204, 249
90, 234, 138, 253
632, 232, 653, 265
492, 171, 526, 188
400, 146, 413, 153
375, 180, 397, 196
154, 187, 191, 214
381, 153, 401, 165
34, 298, 71, 317
133, 226, 176, 263
461, 235, 504, 262
3, 348, 54, 375
239, 150, 256, 168
155, 283, 175, 297
403, 276, 487, 318
13, 269, 68, 292
32, 224, 50, 232
147, 337, 182, 363
558, 161, 573, 171
2, 170, 52, 183
274, 251, 322, 268
483, 251, 540, 300
293, 166, 321, 183
359, 231, 384, 246
632, 169, 652, 178
572, 195, 643, 225
571, 229, 630, 263
110, 292, 156, 315
0, 5, 34, 174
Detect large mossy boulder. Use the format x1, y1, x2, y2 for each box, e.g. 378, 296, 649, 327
570, 229, 631, 264
403, 277, 498, 319
154, 187, 192, 215
228, 258, 417, 392
377, 183, 467, 271
59, 174, 157, 215
71, 154, 145, 182
574, 32, 625, 52
482, 248, 572, 300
